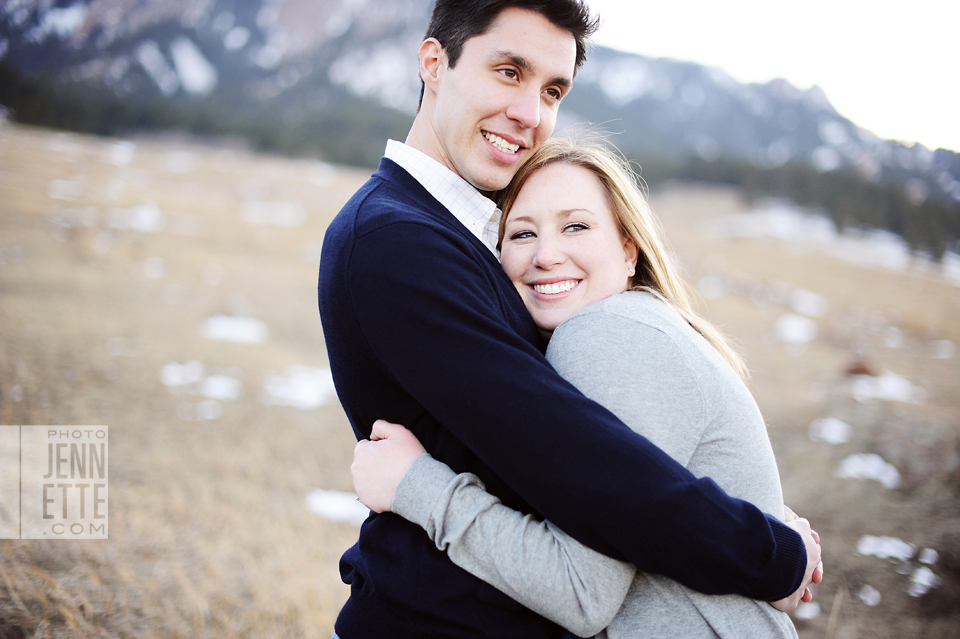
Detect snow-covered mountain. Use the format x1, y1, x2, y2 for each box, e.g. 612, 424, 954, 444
2, 0, 959, 207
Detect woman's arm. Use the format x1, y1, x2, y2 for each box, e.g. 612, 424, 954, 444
353, 420, 635, 637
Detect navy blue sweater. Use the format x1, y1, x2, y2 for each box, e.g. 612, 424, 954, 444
318, 159, 806, 638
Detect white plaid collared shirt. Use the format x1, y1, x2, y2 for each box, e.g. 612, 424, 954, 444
384, 140, 502, 257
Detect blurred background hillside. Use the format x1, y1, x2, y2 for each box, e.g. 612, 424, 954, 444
1, 1, 959, 638
2, 0, 959, 260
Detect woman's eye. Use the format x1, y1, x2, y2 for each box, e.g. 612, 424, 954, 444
564, 223, 589, 232
508, 230, 535, 240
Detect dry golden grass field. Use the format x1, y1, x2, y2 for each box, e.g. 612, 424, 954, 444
0, 121, 958, 638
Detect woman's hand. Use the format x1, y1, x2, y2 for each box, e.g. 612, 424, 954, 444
352, 419, 428, 513
770, 506, 824, 612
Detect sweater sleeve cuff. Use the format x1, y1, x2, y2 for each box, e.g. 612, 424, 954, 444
392, 453, 459, 529
742, 514, 808, 601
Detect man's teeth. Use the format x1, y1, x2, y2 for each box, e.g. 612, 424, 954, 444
534, 281, 577, 295
484, 132, 520, 154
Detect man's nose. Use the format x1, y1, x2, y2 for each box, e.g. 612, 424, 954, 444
505, 87, 541, 129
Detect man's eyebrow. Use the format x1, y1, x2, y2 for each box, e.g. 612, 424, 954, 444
491, 50, 572, 88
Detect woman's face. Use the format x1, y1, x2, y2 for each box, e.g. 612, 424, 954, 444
500, 162, 639, 336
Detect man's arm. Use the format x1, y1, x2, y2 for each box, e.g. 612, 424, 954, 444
346, 221, 807, 599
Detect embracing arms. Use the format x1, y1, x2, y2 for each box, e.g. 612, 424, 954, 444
343, 219, 814, 600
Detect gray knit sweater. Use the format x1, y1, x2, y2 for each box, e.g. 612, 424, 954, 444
392, 291, 798, 638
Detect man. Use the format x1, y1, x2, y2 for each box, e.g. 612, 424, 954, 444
318, 1, 820, 638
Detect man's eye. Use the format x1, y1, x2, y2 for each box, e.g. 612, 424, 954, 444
545, 87, 562, 101
500, 68, 518, 79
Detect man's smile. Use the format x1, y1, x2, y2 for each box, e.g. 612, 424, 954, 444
482, 130, 522, 154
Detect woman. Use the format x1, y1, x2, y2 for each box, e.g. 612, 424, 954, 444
351, 138, 803, 638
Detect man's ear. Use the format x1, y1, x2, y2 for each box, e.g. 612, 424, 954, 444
418, 38, 445, 90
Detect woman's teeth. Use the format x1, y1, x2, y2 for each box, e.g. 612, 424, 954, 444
534, 280, 577, 295
483, 132, 520, 154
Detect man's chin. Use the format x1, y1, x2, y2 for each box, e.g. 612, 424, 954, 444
467, 169, 517, 194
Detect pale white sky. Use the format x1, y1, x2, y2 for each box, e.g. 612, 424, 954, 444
586, 0, 959, 152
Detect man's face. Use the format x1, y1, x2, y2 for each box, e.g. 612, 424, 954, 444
426, 8, 577, 193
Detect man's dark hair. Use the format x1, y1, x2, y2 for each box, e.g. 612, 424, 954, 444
419, 0, 599, 105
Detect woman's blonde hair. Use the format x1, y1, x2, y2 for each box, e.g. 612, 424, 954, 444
497, 137, 749, 380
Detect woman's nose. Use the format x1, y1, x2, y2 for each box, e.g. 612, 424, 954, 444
532, 237, 564, 269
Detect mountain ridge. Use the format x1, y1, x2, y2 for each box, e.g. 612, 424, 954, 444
1, 0, 958, 255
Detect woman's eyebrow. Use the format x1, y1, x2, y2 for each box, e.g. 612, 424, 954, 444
557, 208, 593, 218
506, 209, 594, 226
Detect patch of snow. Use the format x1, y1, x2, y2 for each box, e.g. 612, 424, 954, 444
200, 375, 243, 401
107, 201, 165, 233
306, 489, 369, 526
251, 45, 283, 70
907, 566, 941, 597
827, 229, 912, 272
200, 315, 268, 344
256, 6, 279, 30
812, 146, 841, 172
773, 313, 817, 344
325, 0, 369, 38
942, 252, 960, 285
839, 454, 901, 489
819, 120, 848, 147
595, 57, 653, 106
919, 548, 939, 565
789, 288, 828, 318
27, 4, 87, 43
262, 365, 336, 410
160, 360, 205, 386
329, 41, 421, 113
809, 417, 851, 444
136, 41, 180, 96
857, 535, 915, 561
224, 26, 251, 50
856, 584, 881, 606
169, 37, 217, 96
709, 201, 837, 244
793, 602, 820, 620
851, 370, 926, 404
108, 141, 136, 166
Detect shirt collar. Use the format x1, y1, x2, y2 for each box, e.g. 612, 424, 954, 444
384, 140, 502, 256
